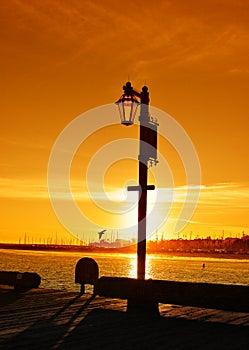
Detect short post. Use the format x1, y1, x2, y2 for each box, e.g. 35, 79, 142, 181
75, 258, 99, 295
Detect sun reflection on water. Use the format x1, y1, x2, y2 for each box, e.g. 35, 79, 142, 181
1, 250, 249, 292
128, 255, 153, 279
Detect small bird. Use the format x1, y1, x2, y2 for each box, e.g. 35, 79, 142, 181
98, 229, 106, 240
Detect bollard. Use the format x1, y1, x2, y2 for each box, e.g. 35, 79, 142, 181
75, 258, 99, 294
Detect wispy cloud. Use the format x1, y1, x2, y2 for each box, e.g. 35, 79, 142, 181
1, 176, 249, 210
198, 183, 249, 208
4, 0, 249, 79
0, 136, 48, 151
0, 178, 48, 199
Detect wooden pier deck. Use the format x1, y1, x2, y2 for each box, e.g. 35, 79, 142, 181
1, 285, 249, 349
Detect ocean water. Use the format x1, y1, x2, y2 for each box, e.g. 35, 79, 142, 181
1, 249, 249, 293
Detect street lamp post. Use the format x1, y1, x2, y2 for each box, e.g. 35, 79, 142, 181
116, 82, 158, 280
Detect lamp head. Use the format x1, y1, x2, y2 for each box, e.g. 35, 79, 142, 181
115, 82, 139, 126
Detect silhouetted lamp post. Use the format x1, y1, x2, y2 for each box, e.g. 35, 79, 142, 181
116, 82, 158, 280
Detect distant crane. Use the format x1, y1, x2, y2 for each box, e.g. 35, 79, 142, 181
98, 229, 106, 240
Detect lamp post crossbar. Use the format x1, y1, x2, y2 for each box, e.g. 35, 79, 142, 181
127, 185, 155, 192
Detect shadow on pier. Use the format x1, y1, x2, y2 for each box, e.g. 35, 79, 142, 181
1, 290, 249, 350
1, 291, 94, 350
61, 308, 249, 350
1, 260, 249, 349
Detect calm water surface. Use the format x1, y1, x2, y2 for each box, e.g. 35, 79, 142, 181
1, 249, 249, 292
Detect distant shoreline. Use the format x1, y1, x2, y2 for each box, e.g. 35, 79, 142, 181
0, 243, 249, 260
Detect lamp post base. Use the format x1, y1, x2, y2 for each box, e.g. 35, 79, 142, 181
127, 297, 160, 318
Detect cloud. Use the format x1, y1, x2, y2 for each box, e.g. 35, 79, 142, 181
0, 178, 48, 199
198, 183, 249, 208
0, 136, 48, 151
3, 0, 248, 79
1, 174, 248, 211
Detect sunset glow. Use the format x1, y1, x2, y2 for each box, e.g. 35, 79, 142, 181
1, 0, 248, 243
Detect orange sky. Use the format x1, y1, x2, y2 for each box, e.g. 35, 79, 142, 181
1, 0, 249, 243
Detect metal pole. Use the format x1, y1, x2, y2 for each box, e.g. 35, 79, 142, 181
137, 86, 150, 280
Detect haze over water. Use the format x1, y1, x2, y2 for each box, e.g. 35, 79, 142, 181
1, 249, 249, 293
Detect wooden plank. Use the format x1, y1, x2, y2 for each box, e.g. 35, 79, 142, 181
159, 305, 195, 317
229, 315, 249, 325
1, 287, 249, 350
